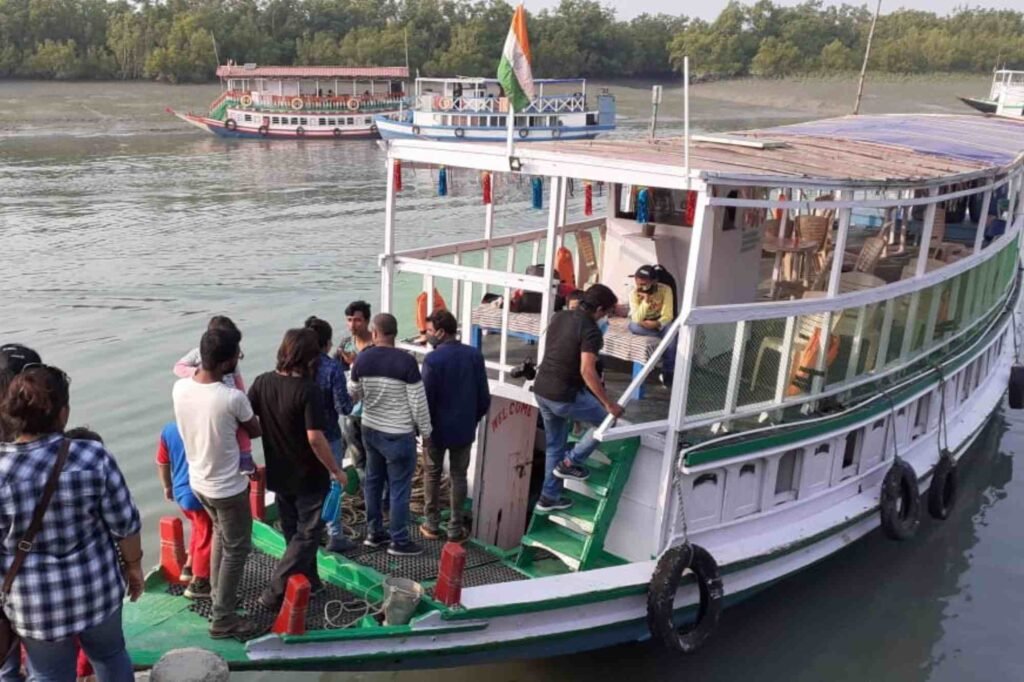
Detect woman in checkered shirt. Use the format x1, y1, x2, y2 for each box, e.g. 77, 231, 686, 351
0, 366, 142, 681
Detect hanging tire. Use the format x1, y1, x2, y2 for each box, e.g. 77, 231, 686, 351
333, 128, 342, 138
646, 543, 723, 654
879, 458, 921, 540
1009, 365, 1024, 409
552, 127, 562, 139
370, 123, 379, 134
225, 118, 237, 131
257, 125, 269, 137
454, 127, 465, 138
927, 453, 957, 520
412, 125, 422, 136
518, 128, 529, 139
295, 126, 305, 137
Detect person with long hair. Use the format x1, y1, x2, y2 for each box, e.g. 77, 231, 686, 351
0, 366, 142, 681
248, 329, 347, 610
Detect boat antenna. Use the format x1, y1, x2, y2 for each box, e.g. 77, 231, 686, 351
684, 55, 690, 185
211, 31, 221, 69
404, 26, 410, 73
853, 0, 882, 115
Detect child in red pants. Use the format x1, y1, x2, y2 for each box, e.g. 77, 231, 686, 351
155, 421, 213, 599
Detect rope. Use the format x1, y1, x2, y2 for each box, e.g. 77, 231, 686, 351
669, 450, 690, 545
931, 362, 951, 455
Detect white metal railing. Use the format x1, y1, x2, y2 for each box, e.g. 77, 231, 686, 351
396, 217, 602, 261
525, 95, 586, 114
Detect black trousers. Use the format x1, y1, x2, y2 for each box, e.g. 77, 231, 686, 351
265, 491, 325, 602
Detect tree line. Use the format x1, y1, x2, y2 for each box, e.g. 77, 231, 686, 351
0, 0, 1022, 83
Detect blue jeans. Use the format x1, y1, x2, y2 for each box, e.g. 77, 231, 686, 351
0, 650, 24, 682
536, 391, 609, 501
628, 321, 676, 375
21, 607, 134, 682
326, 437, 345, 538
362, 427, 416, 545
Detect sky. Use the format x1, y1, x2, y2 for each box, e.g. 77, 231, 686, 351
526, 0, 1024, 21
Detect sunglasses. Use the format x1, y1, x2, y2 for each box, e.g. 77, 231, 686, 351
21, 363, 71, 388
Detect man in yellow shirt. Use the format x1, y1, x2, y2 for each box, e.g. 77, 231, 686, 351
628, 265, 677, 385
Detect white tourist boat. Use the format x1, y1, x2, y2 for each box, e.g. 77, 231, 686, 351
124, 112, 1024, 670
959, 69, 1024, 118
374, 76, 616, 142
168, 64, 409, 139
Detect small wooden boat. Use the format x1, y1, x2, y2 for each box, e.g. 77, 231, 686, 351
374, 77, 615, 142
168, 64, 409, 140
124, 112, 1024, 671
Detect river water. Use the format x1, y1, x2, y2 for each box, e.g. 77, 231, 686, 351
2, 75, 1022, 681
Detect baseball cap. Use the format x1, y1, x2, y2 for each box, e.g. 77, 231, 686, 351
0, 344, 42, 374
634, 265, 655, 280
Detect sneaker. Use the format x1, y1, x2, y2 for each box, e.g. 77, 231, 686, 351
179, 566, 194, 583
257, 592, 282, 612
536, 496, 573, 512
363, 530, 391, 548
326, 535, 358, 553
419, 523, 441, 540
387, 540, 424, 557
553, 460, 590, 482
209, 616, 267, 642
446, 528, 470, 544
183, 577, 211, 600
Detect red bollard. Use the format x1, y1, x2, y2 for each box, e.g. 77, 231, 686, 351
272, 574, 311, 636
433, 542, 466, 606
159, 516, 187, 584
249, 465, 266, 521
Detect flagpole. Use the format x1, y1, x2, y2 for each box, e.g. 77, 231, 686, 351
506, 102, 515, 156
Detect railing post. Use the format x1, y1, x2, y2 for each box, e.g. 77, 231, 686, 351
381, 155, 397, 314
975, 188, 992, 254
536, 177, 563, 364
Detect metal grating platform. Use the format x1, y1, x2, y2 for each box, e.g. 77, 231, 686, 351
458, 561, 528, 588
168, 549, 371, 630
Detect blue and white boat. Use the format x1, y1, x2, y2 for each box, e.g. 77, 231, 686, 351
375, 76, 615, 142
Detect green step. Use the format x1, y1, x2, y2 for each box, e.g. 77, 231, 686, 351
582, 460, 612, 497
546, 489, 599, 533
521, 523, 587, 570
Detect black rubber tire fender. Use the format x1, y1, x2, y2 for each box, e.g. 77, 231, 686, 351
646, 543, 723, 654
518, 128, 529, 139
927, 453, 957, 520
454, 127, 465, 138
295, 126, 305, 137
225, 118, 237, 131
333, 128, 342, 138
412, 125, 422, 136
370, 123, 379, 134
880, 458, 921, 540
257, 125, 269, 137
1009, 365, 1024, 409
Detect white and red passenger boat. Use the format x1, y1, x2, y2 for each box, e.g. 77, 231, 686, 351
168, 63, 409, 140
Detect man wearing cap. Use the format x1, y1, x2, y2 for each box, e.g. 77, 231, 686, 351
628, 266, 676, 383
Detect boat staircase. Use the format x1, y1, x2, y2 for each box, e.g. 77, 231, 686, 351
515, 436, 639, 574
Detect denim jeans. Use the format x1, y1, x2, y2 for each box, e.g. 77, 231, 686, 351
21, 607, 134, 682
423, 443, 472, 536
362, 427, 416, 545
326, 437, 345, 539
535, 391, 609, 501
264, 491, 325, 603
628, 320, 677, 375
194, 490, 252, 625
0, 650, 23, 682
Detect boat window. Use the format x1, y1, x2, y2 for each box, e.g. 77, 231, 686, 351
300, 118, 307, 125
961, 364, 972, 401
244, 114, 252, 122
364, 117, 372, 124
347, 117, 354, 125
872, 418, 885, 431
290, 117, 298, 125
272, 117, 280, 124
913, 396, 930, 439
842, 430, 860, 471
723, 190, 739, 231
495, 116, 506, 127
328, 118, 336, 126
318, 118, 326, 126
774, 448, 801, 503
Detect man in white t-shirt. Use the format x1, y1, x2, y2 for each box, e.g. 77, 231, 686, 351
172, 326, 263, 641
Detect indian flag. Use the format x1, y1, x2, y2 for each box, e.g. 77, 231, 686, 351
497, 5, 534, 112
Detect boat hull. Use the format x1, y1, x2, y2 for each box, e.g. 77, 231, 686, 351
958, 96, 998, 114
169, 110, 381, 140
375, 117, 610, 142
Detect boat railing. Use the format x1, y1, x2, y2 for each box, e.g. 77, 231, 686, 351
392, 217, 604, 401
229, 94, 406, 113
417, 95, 507, 114
524, 94, 587, 114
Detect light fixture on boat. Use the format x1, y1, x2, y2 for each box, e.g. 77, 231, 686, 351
508, 155, 523, 172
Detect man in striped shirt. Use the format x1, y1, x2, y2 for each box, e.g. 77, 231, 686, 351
349, 313, 432, 556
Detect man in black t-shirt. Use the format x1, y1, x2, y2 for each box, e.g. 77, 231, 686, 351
248, 328, 347, 610
532, 284, 624, 512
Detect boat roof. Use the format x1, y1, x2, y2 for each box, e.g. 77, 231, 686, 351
216, 65, 409, 79
417, 77, 585, 85
390, 114, 1024, 189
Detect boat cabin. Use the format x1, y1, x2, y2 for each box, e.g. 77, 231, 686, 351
216, 63, 408, 113
990, 69, 1024, 117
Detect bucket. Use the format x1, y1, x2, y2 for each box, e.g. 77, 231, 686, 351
382, 577, 423, 626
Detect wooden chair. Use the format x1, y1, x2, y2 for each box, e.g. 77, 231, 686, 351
928, 209, 968, 262
751, 311, 838, 392
796, 215, 831, 282
853, 235, 887, 273
575, 230, 600, 288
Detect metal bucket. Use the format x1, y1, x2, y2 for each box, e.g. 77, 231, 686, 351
382, 577, 423, 626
